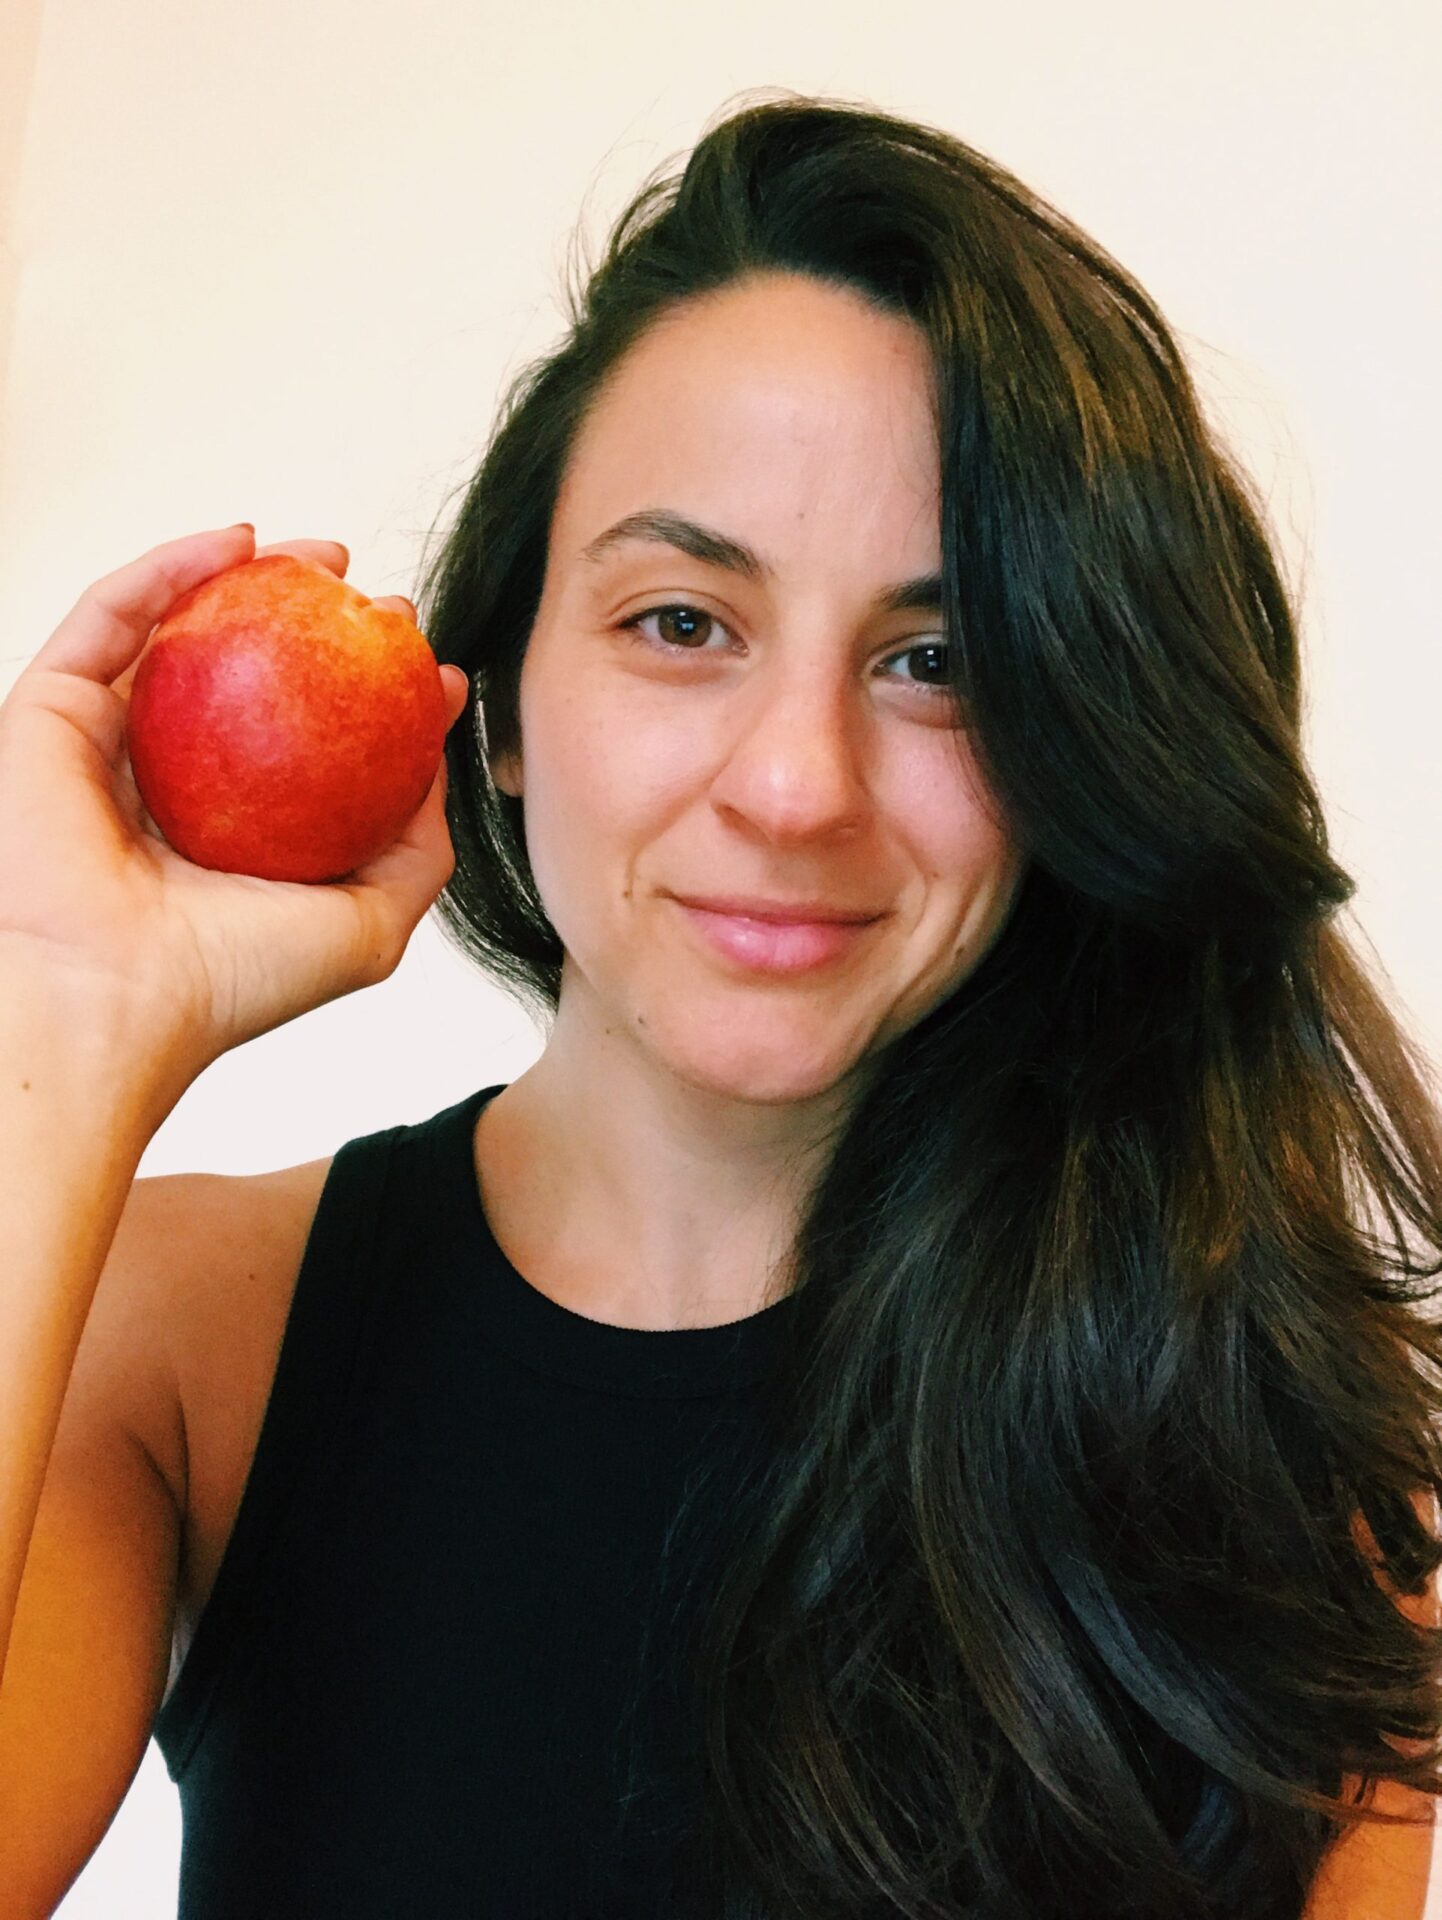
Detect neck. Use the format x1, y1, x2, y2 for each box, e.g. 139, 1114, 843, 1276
472, 998, 866, 1331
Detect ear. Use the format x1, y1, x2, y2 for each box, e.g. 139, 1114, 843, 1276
489, 746, 522, 798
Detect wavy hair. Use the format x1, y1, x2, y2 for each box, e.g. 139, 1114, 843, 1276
413, 88, 1442, 1918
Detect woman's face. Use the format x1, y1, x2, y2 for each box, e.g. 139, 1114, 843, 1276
492, 270, 1026, 1106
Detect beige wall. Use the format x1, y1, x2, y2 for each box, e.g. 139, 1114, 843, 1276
1, 2, 1437, 1912
0, 0, 45, 421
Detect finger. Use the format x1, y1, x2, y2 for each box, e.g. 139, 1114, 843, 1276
336, 751, 455, 976
26, 524, 256, 684
254, 539, 350, 576
439, 665, 470, 727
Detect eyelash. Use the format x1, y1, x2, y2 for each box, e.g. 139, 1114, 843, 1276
616, 603, 958, 703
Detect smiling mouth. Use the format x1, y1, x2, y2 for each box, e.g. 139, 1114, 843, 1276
673, 898, 883, 973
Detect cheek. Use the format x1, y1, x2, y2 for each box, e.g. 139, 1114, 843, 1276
542, 678, 697, 831
922, 806, 1007, 884
889, 748, 1025, 980
891, 737, 1012, 887
516, 689, 668, 914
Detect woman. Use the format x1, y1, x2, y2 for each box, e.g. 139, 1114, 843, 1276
0, 90, 1438, 1920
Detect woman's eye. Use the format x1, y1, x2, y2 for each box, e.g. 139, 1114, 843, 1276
879, 639, 955, 698
618, 604, 730, 653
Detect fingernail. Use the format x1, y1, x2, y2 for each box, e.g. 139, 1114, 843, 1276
227, 521, 255, 533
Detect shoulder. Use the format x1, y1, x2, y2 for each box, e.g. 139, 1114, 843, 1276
97, 1156, 335, 1515
1304, 1497, 1440, 1918
1303, 1772, 1436, 1918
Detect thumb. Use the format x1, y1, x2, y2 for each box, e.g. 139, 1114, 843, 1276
336, 747, 457, 963
439, 665, 470, 727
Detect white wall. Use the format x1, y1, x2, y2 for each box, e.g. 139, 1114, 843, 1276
1, 1, 1437, 1912
0, 0, 44, 417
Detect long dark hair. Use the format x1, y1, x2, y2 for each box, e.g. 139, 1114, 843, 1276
413, 89, 1442, 1918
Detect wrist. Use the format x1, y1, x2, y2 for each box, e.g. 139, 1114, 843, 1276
0, 953, 202, 1146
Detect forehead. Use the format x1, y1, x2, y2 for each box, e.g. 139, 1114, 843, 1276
552, 274, 941, 561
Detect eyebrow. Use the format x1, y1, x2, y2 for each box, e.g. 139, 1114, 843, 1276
580, 509, 944, 615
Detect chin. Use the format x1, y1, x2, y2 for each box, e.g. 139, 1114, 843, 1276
655, 1027, 872, 1110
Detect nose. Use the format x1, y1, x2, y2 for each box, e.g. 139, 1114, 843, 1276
708, 667, 871, 842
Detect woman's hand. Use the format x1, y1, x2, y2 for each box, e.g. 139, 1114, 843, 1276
0, 523, 469, 1097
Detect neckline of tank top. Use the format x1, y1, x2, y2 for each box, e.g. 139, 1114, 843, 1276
418, 1081, 802, 1400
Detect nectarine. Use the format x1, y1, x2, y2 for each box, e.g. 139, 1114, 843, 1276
127, 554, 447, 883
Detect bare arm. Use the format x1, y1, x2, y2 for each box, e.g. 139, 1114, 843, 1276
0, 977, 178, 1684
0, 976, 194, 1914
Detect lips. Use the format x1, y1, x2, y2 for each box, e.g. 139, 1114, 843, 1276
670, 893, 881, 925
672, 898, 884, 973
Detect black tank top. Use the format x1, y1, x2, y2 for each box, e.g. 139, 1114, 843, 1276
152, 1083, 798, 1916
